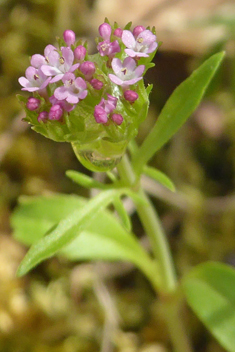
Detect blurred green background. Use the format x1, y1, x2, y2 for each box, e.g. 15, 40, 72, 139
1, 0, 235, 351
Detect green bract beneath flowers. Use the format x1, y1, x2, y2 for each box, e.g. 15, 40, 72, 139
18, 21, 158, 171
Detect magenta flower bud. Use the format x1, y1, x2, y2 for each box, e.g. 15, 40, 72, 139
113, 28, 123, 38
48, 104, 63, 120
74, 45, 87, 61
133, 25, 145, 38
99, 23, 111, 40
26, 97, 40, 110
37, 111, 48, 123
80, 61, 96, 79
124, 90, 139, 102
63, 30, 76, 46
111, 113, 123, 125
94, 105, 108, 124
90, 78, 103, 90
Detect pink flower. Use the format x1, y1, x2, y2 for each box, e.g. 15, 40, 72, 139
50, 95, 75, 112
18, 66, 51, 92
40, 47, 80, 83
54, 72, 87, 104
97, 22, 120, 57
109, 57, 145, 88
94, 105, 108, 124
94, 94, 117, 124
30, 45, 57, 68
122, 29, 158, 58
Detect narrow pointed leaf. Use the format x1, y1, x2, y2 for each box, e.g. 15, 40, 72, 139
133, 52, 225, 174
16, 189, 128, 276
66, 170, 108, 189
12, 194, 160, 287
182, 262, 235, 352
113, 196, 132, 232
143, 165, 176, 192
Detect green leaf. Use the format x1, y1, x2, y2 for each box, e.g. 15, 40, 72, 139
15, 189, 128, 276
143, 165, 176, 192
66, 170, 108, 189
182, 262, 235, 352
133, 52, 225, 174
113, 196, 132, 232
12, 194, 159, 287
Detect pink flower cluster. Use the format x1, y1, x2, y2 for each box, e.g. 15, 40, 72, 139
19, 23, 158, 126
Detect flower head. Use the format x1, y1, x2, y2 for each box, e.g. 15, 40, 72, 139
122, 29, 158, 58
109, 57, 145, 88
54, 72, 87, 104
18, 21, 158, 170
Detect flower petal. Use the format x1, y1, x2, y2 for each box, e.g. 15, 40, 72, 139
122, 30, 135, 49
41, 65, 60, 76
124, 49, 137, 57
125, 76, 142, 86
61, 47, 74, 68
108, 74, 124, 86
111, 58, 123, 75
44, 44, 57, 57
18, 77, 29, 88
25, 66, 37, 80
50, 74, 64, 83
134, 64, 145, 77
31, 54, 45, 68
66, 94, 79, 104
74, 77, 87, 90
54, 86, 68, 100
123, 57, 136, 71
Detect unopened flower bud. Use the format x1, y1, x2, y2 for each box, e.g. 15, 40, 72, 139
111, 113, 123, 125
90, 78, 103, 90
26, 97, 40, 110
74, 45, 87, 61
63, 30, 76, 46
133, 25, 145, 38
37, 111, 48, 122
94, 105, 108, 124
80, 61, 96, 79
124, 90, 139, 102
99, 23, 111, 40
48, 104, 63, 120
113, 28, 123, 38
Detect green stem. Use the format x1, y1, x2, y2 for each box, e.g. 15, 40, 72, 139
117, 154, 193, 352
